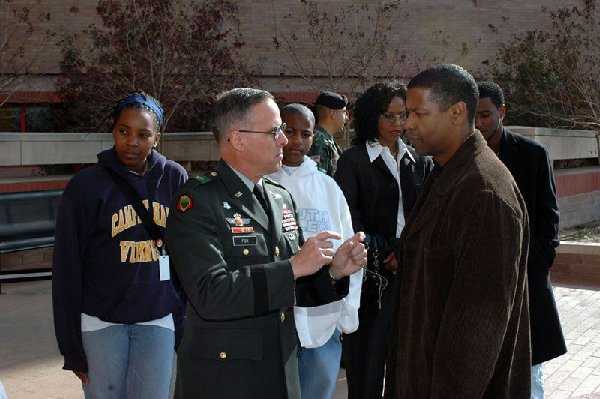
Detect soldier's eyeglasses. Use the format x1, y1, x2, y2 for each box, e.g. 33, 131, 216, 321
381, 113, 407, 123
237, 123, 287, 139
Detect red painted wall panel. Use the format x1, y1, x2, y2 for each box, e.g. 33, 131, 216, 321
0, 180, 68, 193
556, 170, 600, 198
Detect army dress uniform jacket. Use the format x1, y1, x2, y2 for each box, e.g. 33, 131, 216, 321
166, 160, 349, 399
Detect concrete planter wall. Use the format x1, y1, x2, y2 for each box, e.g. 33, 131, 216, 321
507, 126, 598, 161
1, 127, 597, 166
1, 127, 598, 166
2, 128, 600, 228
0, 132, 220, 166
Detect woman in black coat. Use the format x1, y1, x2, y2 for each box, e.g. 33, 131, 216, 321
334, 82, 433, 399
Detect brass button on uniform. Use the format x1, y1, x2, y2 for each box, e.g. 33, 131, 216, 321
274, 246, 280, 256
219, 351, 227, 359
280, 311, 286, 322
243, 248, 250, 256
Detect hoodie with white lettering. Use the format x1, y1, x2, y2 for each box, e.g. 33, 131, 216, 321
269, 156, 363, 348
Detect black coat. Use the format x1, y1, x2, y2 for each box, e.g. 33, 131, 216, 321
499, 128, 567, 364
166, 161, 348, 399
334, 143, 433, 312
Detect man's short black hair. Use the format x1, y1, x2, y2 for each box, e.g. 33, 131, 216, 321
408, 64, 479, 125
352, 82, 406, 145
477, 81, 505, 109
212, 88, 274, 142
281, 103, 315, 127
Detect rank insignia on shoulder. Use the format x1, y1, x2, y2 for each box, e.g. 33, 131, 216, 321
176, 194, 193, 212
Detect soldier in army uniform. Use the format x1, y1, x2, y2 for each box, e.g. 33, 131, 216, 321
308, 90, 348, 176
166, 88, 367, 399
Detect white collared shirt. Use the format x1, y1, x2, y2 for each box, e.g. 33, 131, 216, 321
366, 138, 414, 238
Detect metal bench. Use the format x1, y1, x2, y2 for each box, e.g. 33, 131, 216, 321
0, 190, 62, 287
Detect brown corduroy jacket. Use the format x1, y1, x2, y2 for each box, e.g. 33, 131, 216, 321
386, 131, 531, 399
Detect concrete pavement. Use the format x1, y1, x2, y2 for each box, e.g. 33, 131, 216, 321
1, 280, 599, 398
0, 281, 81, 399
542, 286, 600, 398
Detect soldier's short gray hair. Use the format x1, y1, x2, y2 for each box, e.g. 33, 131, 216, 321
212, 88, 275, 142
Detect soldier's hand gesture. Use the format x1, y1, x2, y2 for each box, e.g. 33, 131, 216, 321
329, 232, 367, 279
290, 231, 341, 279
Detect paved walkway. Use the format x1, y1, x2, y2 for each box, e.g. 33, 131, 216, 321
1, 280, 600, 398
542, 286, 600, 398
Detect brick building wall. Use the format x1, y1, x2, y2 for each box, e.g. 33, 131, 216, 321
238, 0, 581, 90
0, 0, 583, 94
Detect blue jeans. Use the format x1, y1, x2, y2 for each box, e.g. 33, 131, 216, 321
531, 364, 544, 399
82, 324, 174, 399
298, 329, 342, 399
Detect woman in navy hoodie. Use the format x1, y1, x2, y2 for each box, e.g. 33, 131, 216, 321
52, 92, 187, 399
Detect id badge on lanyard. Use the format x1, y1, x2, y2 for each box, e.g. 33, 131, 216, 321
156, 239, 170, 281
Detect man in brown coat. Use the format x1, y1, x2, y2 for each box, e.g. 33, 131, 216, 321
386, 64, 531, 398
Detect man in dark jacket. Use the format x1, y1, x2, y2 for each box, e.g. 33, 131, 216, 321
477, 81, 566, 398
386, 64, 531, 398
166, 88, 367, 399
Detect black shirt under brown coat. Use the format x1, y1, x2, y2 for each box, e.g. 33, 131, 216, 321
386, 131, 531, 398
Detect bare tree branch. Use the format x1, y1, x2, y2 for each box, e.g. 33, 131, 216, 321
271, 0, 407, 97
56, 0, 253, 132
488, 1, 600, 130
0, 0, 50, 107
